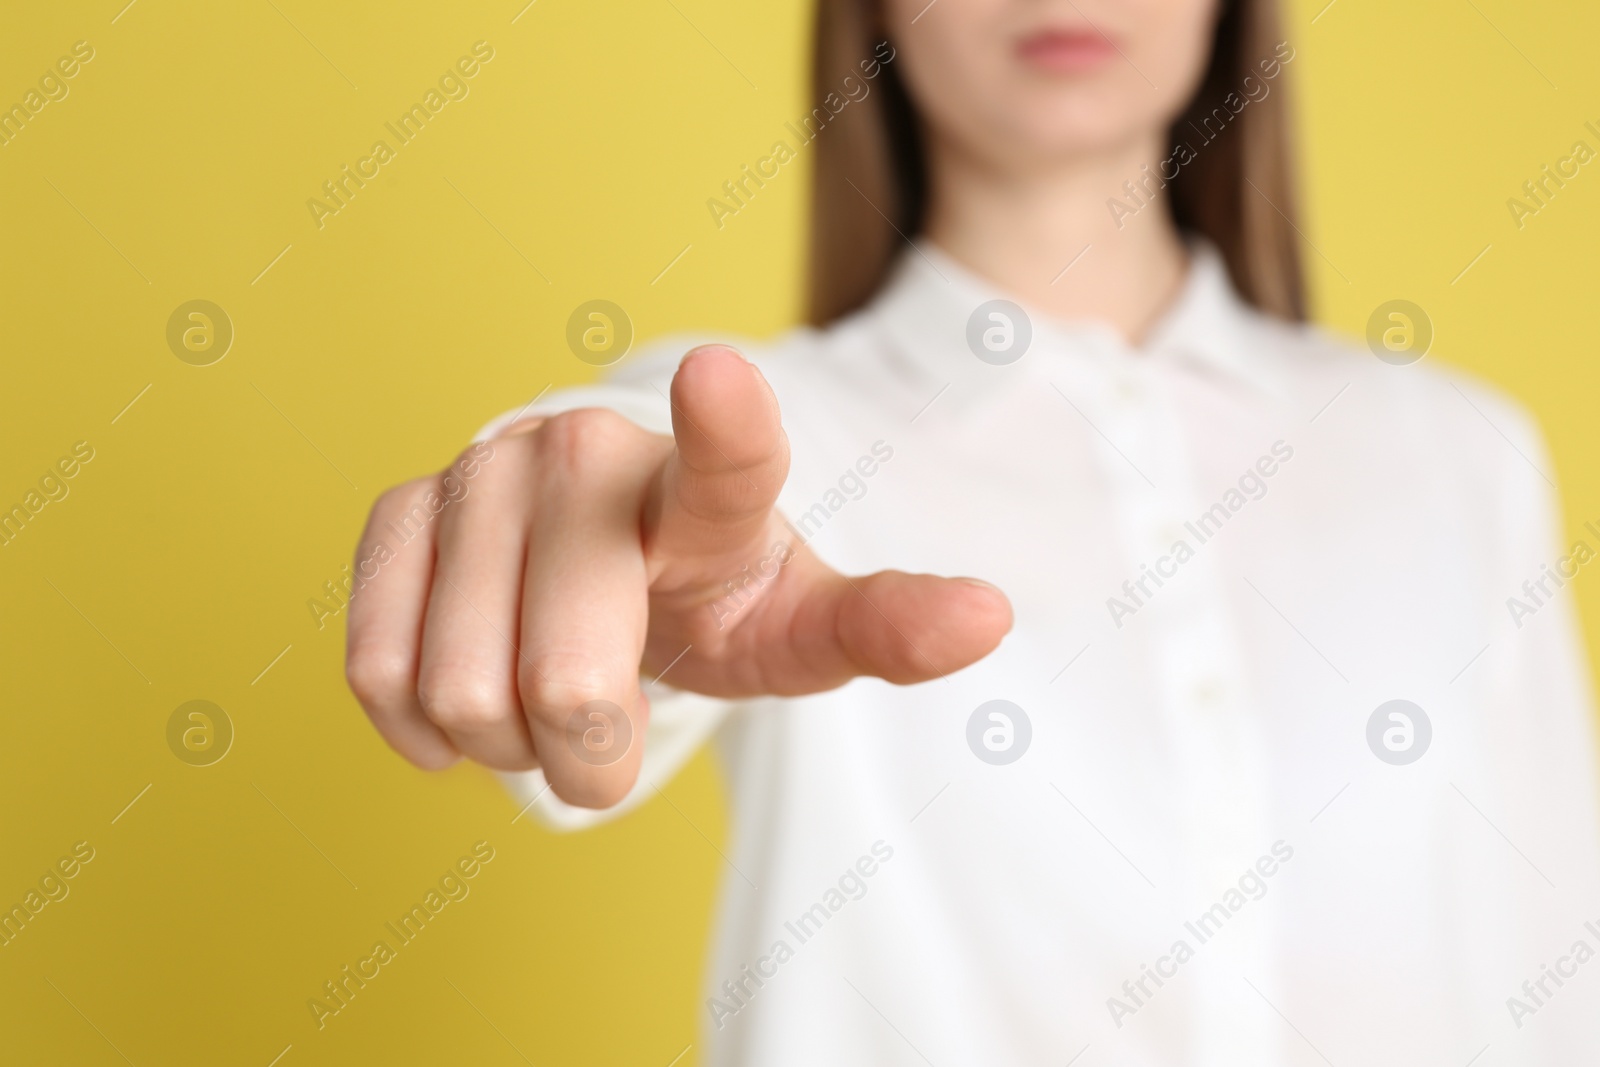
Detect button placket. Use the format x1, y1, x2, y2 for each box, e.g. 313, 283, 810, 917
1096, 359, 1281, 1061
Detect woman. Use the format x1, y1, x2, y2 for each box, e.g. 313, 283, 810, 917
346, 0, 1600, 1062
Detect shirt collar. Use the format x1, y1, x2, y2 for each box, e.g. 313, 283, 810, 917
866, 236, 1284, 399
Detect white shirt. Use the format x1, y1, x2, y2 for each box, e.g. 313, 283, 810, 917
486, 243, 1600, 1066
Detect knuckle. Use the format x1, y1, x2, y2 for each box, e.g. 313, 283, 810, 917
366, 479, 436, 542
418, 676, 514, 730
372, 477, 430, 519
674, 466, 761, 521
345, 645, 413, 710
447, 441, 495, 482
536, 408, 635, 470
517, 668, 614, 729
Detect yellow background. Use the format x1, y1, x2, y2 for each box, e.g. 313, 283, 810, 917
0, 1, 1595, 1063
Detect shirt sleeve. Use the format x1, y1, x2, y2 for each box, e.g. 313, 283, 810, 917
1483, 398, 1600, 839
1476, 390, 1600, 1056
474, 335, 737, 831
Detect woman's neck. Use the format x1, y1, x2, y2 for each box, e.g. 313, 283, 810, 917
921, 134, 1189, 344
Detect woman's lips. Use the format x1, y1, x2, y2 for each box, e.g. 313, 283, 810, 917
1016, 29, 1118, 72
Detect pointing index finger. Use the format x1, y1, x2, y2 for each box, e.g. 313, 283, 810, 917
647, 345, 790, 579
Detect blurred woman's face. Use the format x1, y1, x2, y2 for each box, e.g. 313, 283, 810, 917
884, 0, 1221, 170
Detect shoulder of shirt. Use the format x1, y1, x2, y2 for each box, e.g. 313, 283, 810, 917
1234, 307, 1556, 527
1241, 306, 1544, 448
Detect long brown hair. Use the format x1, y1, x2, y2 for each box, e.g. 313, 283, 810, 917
806, 0, 1306, 325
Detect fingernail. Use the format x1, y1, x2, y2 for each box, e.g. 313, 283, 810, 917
681, 343, 744, 367
956, 577, 1002, 594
